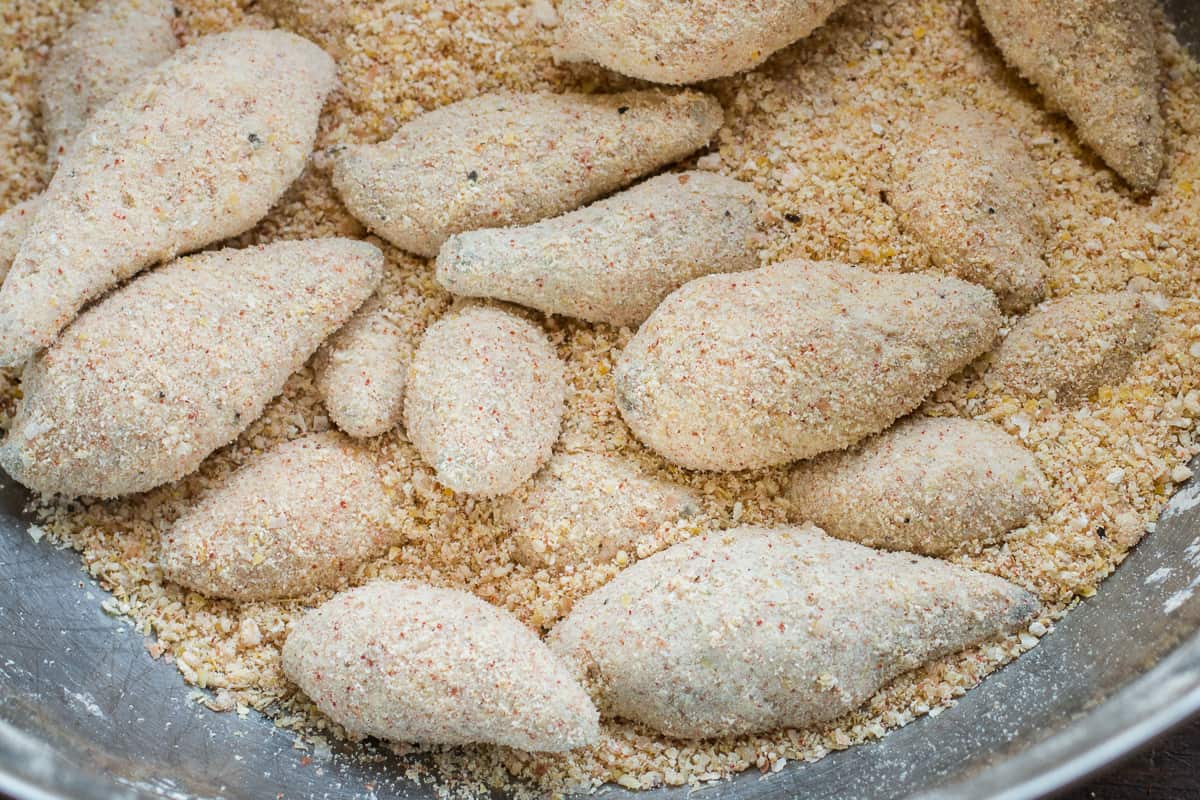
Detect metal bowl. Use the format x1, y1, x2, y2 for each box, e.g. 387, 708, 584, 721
3, 3, 1200, 798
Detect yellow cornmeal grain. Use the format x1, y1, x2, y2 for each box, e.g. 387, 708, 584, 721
2, 0, 1200, 795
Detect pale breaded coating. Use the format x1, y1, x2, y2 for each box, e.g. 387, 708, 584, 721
614, 260, 1002, 472
404, 305, 565, 497
160, 432, 394, 601
989, 291, 1160, 404
0, 29, 336, 367
497, 451, 701, 571
436, 171, 762, 327
891, 99, 1049, 313
0, 197, 40, 282
283, 581, 600, 752
0, 239, 381, 498
315, 294, 410, 438
39, 0, 178, 173
977, 0, 1164, 191
556, 0, 853, 84
788, 416, 1051, 556
549, 525, 1038, 739
331, 90, 723, 257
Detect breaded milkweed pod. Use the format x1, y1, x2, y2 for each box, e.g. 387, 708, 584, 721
556, 0, 854, 84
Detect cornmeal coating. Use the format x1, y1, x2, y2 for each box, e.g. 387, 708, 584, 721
614, 260, 1002, 471
283, 581, 600, 752
891, 100, 1049, 313
549, 525, 1038, 739
39, 0, 178, 172
977, 0, 1164, 191
405, 305, 565, 497
788, 416, 1051, 556
160, 432, 393, 601
0, 29, 337, 367
436, 171, 761, 327
315, 295, 409, 438
989, 291, 1159, 403
556, 0, 853, 84
0, 198, 40, 281
332, 90, 723, 257
498, 451, 701, 570
0, 239, 382, 498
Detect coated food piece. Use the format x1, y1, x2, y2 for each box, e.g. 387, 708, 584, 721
891, 100, 1049, 313
282, 581, 600, 752
0, 239, 382, 498
0, 29, 337, 367
332, 90, 724, 257
498, 451, 702, 570
988, 291, 1159, 403
0, 198, 40, 282
315, 295, 409, 438
160, 432, 393, 601
788, 416, 1051, 556
39, 0, 178, 172
405, 305, 565, 497
436, 171, 762, 327
614, 260, 1002, 471
977, 0, 1164, 191
556, 0, 853, 84
548, 525, 1039, 739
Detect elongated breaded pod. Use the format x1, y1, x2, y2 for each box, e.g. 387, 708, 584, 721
549, 525, 1039, 738
0, 29, 337, 367
436, 172, 761, 327
556, 0, 853, 84
283, 581, 600, 751
977, 0, 1164, 191
39, 0, 177, 172
315, 295, 409, 438
788, 417, 1051, 556
614, 261, 1002, 471
988, 291, 1159, 404
0, 239, 382, 498
405, 305, 565, 497
160, 433, 393, 600
891, 100, 1049, 313
0, 198, 40, 282
332, 90, 724, 257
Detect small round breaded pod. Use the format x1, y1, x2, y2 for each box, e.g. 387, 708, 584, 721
0, 238, 382, 499
405, 305, 565, 497
0, 29, 337, 367
556, 0, 853, 84
282, 581, 600, 752
436, 171, 762, 327
0, 198, 41, 282
498, 451, 701, 570
988, 291, 1159, 404
315, 295, 410, 438
548, 525, 1039, 739
331, 90, 724, 257
976, 0, 1164, 191
160, 432, 394, 601
39, 0, 178, 173
788, 416, 1051, 556
614, 260, 1002, 472
890, 100, 1049, 313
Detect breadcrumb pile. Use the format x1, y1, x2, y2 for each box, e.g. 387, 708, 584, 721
2, 0, 1200, 795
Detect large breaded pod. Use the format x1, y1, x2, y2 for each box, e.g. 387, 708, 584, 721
613, 260, 1002, 471
556, 0, 853, 84
788, 416, 1051, 556
436, 171, 761, 327
977, 0, 1164, 190
160, 432, 393, 601
332, 90, 723, 257
0, 29, 337, 367
548, 525, 1039, 738
0, 239, 382, 498
283, 581, 600, 752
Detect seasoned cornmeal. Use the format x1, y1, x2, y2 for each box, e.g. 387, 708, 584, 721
2, 0, 1200, 796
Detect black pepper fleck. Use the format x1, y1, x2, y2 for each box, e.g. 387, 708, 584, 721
1096, 526, 1107, 539
466, 169, 478, 182
247, 132, 262, 146
784, 213, 802, 223
617, 106, 629, 115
